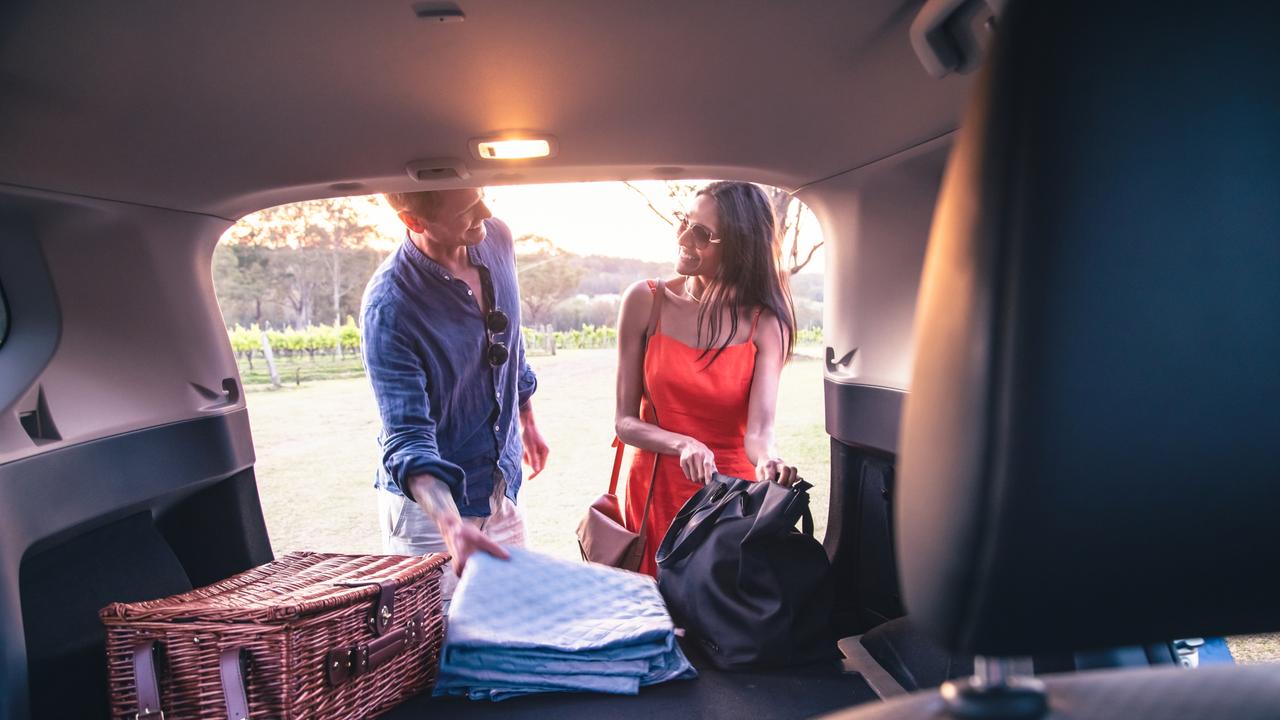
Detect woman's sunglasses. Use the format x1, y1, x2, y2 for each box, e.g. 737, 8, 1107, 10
485, 309, 510, 367
674, 211, 721, 250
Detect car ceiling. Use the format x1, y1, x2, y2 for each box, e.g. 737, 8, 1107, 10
0, 0, 971, 219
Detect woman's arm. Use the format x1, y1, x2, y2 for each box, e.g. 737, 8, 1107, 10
744, 311, 798, 485
614, 280, 718, 484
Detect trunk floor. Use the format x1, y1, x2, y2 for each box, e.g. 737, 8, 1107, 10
387, 641, 878, 720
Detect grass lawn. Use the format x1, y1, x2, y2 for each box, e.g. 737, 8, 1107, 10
243, 349, 1280, 665
238, 354, 368, 386
247, 348, 831, 563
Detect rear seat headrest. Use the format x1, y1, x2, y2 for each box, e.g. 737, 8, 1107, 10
898, 0, 1280, 656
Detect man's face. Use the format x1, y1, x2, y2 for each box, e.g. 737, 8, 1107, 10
404, 189, 492, 248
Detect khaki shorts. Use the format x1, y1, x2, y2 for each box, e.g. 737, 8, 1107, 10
376, 479, 525, 606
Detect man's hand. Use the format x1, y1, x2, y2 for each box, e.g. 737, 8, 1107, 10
519, 405, 550, 479
407, 473, 510, 576
437, 515, 510, 577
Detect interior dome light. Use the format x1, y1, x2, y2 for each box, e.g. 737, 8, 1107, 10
471, 137, 555, 160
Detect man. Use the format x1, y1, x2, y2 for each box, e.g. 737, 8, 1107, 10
361, 188, 550, 602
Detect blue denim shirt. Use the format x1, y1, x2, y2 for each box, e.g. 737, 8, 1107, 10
361, 218, 537, 517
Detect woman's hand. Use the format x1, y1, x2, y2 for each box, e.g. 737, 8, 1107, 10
678, 438, 718, 485
756, 456, 799, 486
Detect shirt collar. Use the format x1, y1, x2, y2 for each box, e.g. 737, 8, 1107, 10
399, 228, 487, 281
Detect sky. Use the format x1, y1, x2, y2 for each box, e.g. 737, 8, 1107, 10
362, 180, 825, 273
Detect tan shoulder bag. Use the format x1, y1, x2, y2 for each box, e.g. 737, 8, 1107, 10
575, 279, 665, 570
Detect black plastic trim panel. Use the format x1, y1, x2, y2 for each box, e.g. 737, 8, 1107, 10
824, 381, 904, 455
0, 410, 267, 720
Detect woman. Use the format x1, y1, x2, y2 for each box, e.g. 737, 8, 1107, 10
614, 181, 799, 577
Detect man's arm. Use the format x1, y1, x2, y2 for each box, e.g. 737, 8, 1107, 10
363, 304, 505, 574
515, 326, 538, 410
362, 306, 465, 496
406, 474, 509, 575
515, 328, 549, 477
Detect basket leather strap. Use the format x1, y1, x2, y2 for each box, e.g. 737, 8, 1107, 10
326, 608, 427, 686
131, 640, 165, 719
336, 579, 398, 636
219, 647, 251, 720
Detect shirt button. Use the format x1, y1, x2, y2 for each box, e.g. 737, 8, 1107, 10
467, 289, 473, 296
443, 274, 451, 280
496, 391, 501, 400
494, 424, 501, 433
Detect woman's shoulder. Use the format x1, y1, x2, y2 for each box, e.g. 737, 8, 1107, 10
749, 305, 786, 340
623, 276, 682, 301
621, 278, 654, 302
618, 279, 656, 326
753, 306, 780, 324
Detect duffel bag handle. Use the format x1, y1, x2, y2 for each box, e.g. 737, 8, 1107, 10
131, 641, 252, 720
794, 480, 816, 537
654, 475, 743, 567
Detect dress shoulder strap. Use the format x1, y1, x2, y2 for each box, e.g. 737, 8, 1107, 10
645, 279, 665, 338
748, 307, 763, 341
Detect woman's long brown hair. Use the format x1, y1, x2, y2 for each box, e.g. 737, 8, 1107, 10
694, 181, 797, 367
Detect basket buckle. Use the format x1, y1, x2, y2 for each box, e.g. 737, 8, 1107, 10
135, 711, 165, 720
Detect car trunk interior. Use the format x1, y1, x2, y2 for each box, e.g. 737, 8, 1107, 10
3, 143, 949, 720
0, 0, 1183, 718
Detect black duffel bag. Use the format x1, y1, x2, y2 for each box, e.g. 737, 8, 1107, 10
655, 474, 838, 669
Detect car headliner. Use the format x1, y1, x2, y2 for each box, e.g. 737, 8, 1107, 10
0, 0, 970, 219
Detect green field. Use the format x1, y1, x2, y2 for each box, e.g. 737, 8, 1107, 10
242, 349, 1280, 665
247, 348, 830, 562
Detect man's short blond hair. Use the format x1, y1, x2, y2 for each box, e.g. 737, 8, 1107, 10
383, 191, 446, 220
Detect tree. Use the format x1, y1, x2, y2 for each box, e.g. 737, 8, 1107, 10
760, 185, 823, 275
623, 180, 822, 275
223, 196, 384, 328
515, 235, 585, 327
213, 243, 275, 326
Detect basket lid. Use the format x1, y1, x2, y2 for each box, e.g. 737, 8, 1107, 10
99, 552, 448, 625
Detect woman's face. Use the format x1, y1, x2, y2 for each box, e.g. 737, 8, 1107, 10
675, 194, 723, 278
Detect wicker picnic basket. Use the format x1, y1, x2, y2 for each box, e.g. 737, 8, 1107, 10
100, 551, 448, 720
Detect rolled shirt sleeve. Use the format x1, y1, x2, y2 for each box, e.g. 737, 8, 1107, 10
516, 330, 538, 411
362, 304, 467, 502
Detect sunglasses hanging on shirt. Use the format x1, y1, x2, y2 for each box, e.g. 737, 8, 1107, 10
479, 267, 510, 368
486, 308, 510, 367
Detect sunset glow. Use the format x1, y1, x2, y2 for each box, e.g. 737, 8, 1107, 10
362, 181, 824, 271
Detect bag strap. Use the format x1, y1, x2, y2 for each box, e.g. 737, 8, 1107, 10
606, 437, 626, 495
654, 476, 742, 566
634, 279, 666, 534
607, 277, 668, 495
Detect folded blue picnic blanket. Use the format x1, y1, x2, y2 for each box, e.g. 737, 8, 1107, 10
434, 547, 697, 701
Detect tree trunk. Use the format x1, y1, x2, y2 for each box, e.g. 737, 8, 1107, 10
331, 248, 344, 360
332, 247, 342, 328
301, 285, 312, 327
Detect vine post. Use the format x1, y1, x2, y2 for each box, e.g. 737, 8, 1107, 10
259, 331, 282, 389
